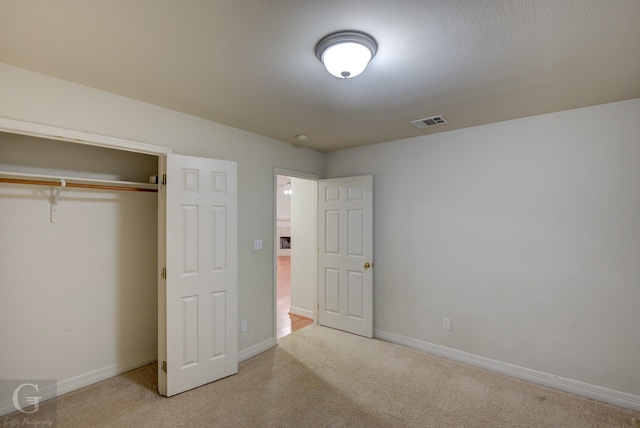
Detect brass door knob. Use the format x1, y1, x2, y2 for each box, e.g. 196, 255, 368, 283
364, 262, 371, 270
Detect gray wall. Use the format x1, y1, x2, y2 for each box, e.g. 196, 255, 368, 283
290, 176, 318, 319
325, 98, 640, 396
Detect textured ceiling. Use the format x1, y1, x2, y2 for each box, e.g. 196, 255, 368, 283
1, 0, 639, 152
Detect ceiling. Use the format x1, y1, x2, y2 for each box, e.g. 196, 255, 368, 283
1, 1, 639, 152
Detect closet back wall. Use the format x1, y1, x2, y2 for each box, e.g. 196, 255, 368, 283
0, 134, 158, 384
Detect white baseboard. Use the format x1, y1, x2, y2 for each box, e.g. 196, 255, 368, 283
2, 341, 282, 416
374, 329, 640, 412
57, 352, 158, 397
0, 351, 157, 416
238, 337, 275, 363
289, 306, 314, 320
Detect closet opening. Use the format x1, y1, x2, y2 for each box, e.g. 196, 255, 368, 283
0, 120, 169, 407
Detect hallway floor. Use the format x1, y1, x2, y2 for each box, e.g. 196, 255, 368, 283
277, 256, 313, 339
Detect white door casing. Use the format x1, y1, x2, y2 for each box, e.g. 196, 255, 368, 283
318, 175, 373, 338
164, 154, 238, 396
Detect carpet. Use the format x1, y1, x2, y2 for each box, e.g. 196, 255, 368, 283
2, 324, 639, 427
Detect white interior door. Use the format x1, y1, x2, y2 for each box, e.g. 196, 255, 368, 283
163, 153, 237, 396
318, 175, 373, 338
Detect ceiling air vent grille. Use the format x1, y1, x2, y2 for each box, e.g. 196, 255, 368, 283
411, 115, 448, 129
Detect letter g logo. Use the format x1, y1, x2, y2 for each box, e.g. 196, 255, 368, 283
12, 382, 42, 414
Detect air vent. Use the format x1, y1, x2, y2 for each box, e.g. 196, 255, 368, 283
411, 115, 448, 129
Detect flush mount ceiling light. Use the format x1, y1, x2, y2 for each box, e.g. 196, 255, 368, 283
315, 30, 377, 79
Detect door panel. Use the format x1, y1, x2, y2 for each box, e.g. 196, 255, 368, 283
348, 271, 365, 319
348, 209, 364, 256
325, 210, 341, 254
164, 154, 237, 396
318, 176, 373, 338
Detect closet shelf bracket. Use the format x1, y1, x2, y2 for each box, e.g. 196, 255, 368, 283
50, 179, 66, 223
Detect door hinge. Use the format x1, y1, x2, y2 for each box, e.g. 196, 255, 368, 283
162, 361, 167, 373
161, 267, 166, 279
161, 174, 167, 186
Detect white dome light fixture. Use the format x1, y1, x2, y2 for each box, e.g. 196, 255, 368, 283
315, 30, 377, 79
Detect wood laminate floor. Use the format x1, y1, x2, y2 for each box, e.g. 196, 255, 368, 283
277, 256, 313, 339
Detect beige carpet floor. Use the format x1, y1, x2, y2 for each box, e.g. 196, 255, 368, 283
2, 324, 639, 427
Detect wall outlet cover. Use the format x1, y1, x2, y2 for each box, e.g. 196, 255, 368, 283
443, 318, 451, 330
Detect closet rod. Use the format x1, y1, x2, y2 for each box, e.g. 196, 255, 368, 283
0, 177, 158, 193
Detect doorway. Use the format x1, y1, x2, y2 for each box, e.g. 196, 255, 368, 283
275, 172, 317, 339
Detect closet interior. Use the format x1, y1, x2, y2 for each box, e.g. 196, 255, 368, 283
0, 131, 160, 394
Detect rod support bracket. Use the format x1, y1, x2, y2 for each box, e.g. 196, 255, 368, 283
50, 179, 65, 223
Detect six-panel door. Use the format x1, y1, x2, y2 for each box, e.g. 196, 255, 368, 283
318, 175, 373, 338
165, 154, 238, 396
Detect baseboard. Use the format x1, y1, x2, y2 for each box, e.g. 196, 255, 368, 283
238, 337, 276, 363
0, 351, 157, 416
289, 306, 314, 320
374, 329, 640, 412
2, 341, 282, 416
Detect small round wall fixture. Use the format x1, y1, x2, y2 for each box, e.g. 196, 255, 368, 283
315, 30, 377, 79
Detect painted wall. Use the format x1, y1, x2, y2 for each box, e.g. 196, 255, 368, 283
325, 98, 640, 397
0, 135, 158, 383
0, 64, 324, 366
289, 177, 317, 319
4, 60, 638, 404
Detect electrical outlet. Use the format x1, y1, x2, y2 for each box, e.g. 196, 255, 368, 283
442, 318, 451, 331
253, 239, 263, 250
240, 320, 248, 332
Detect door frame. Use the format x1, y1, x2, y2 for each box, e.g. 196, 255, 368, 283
273, 168, 319, 340
0, 117, 171, 394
